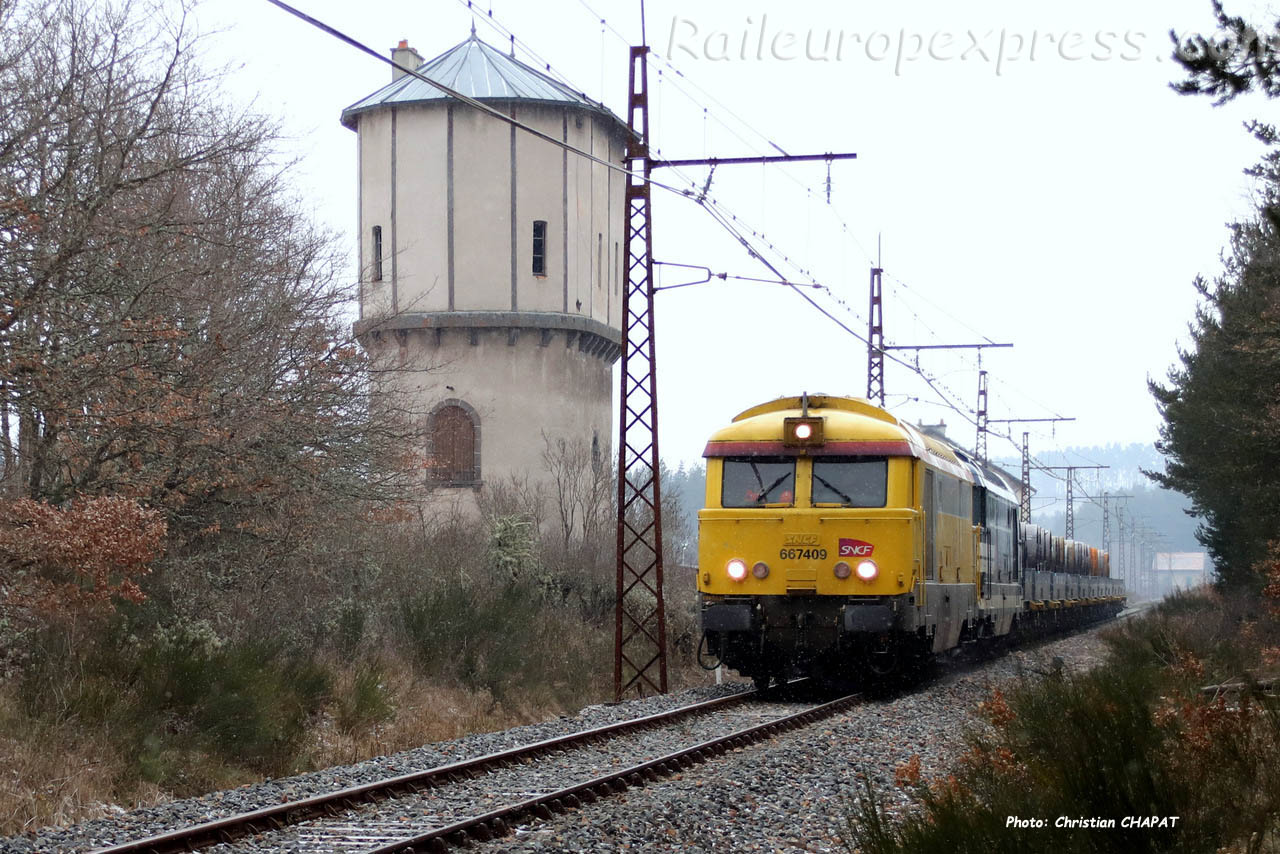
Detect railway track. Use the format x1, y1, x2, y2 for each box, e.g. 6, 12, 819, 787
81, 611, 1142, 854
1118, 600, 1157, 620
90, 685, 859, 854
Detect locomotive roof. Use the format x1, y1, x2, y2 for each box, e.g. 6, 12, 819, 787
703, 394, 974, 481
951, 448, 1020, 505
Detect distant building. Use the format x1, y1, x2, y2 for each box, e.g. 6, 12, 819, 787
342, 33, 629, 513
1150, 552, 1211, 595
915, 421, 950, 444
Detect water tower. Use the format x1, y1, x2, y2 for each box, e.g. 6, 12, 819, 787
343, 33, 629, 509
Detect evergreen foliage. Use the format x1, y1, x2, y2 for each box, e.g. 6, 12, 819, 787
1147, 193, 1280, 587
1171, 1, 1280, 104
1149, 12, 1280, 588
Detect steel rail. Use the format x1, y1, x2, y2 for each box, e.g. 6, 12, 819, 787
88, 689, 760, 854
364, 691, 862, 853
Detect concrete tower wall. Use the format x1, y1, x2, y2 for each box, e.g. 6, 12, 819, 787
363, 324, 614, 498
353, 81, 628, 509
357, 103, 626, 331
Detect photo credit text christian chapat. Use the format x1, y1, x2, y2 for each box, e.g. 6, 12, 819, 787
1006, 816, 1182, 829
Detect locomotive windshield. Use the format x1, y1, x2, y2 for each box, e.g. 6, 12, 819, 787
722, 457, 795, 507
811, 457, 887, 507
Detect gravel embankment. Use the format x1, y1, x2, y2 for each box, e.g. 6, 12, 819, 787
0, 684, 749, 854
481, 630, 1110, 854
1, 629, 1109, 854
211, 697, 832, 853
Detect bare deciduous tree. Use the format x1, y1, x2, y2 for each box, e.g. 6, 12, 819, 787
541, 433, 611, 551
0, 0, 424, 623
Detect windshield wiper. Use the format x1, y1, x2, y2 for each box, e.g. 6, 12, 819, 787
756, 473, 791, 503
813, 472, 855, 505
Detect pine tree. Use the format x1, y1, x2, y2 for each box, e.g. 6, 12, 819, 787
1149, 4, 1280, 589
1149, 129, 1280, 588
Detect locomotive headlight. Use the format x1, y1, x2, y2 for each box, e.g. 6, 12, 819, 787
856, 560, 879, 581
726, 558, 748, 582
752, 561, 770, 579
833, 561, 852, 579
783, 417, 825, 447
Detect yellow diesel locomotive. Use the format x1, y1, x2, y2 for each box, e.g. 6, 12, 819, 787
697, 394, 1124, 688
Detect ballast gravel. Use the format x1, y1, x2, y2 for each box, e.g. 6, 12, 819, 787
209, 698, 827, 854
0, 629, 1110, 854
0, 683, 748, 854
487, 631, 1109, 854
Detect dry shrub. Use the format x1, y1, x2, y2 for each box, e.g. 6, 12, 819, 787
843, 589, 1280, 854
308, 652, 537, 769
0, 419, 716, 836
1262, 540, 1280, 611
0, 688, 167, 836
0, 497, 165, 617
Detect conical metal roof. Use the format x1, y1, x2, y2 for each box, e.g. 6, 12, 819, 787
341, 34, 624, 131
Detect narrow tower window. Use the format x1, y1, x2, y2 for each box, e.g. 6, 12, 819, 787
372, 225, 384, 282
532, 220, 547, 276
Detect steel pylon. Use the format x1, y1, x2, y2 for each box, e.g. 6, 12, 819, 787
614, 45, 667, 700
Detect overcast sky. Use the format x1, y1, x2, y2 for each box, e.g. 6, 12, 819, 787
198, 0, 1272, 473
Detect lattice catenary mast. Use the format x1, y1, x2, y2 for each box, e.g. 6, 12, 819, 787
986, 418, 1076, 523
615, 38, 858, 700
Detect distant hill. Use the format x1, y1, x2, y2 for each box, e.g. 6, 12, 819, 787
991, 441, 1165, 495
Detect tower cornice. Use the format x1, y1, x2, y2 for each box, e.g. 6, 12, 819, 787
355, 310, 622, 364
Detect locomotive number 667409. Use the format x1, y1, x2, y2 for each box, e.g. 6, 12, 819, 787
778, 547, 827, 560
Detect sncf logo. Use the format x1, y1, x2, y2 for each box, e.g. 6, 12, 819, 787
838, 538, 875, 557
